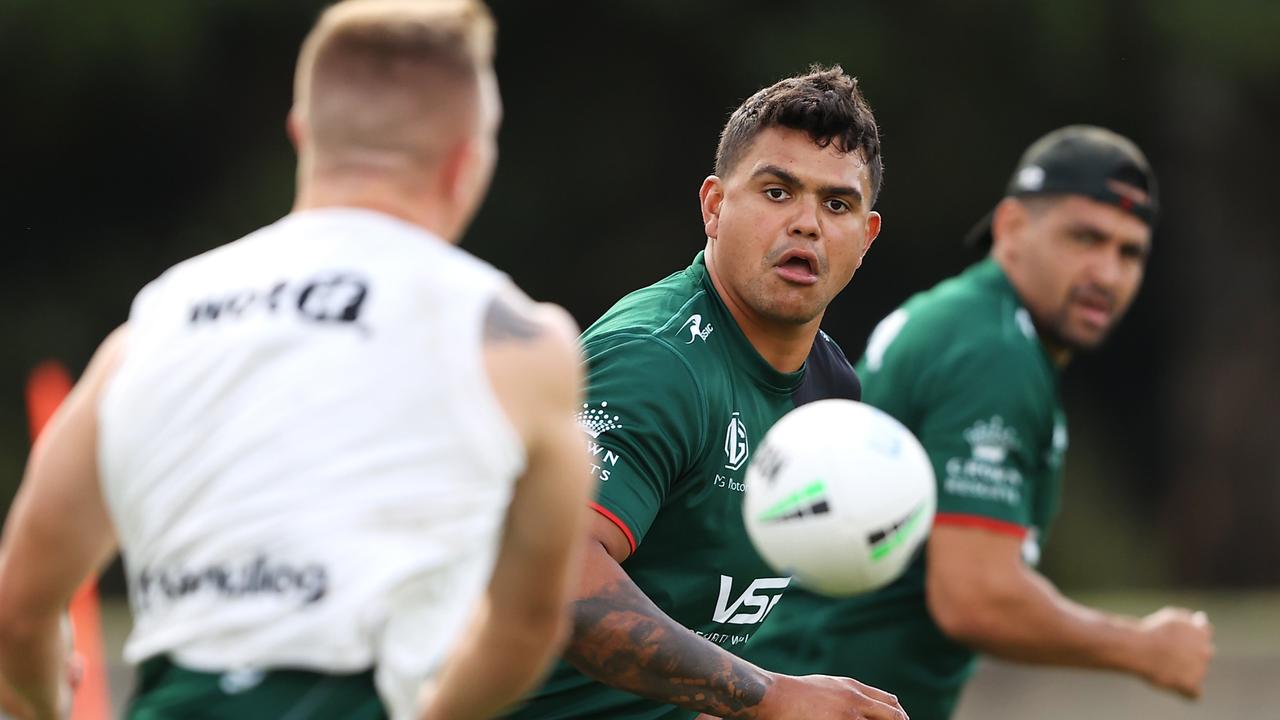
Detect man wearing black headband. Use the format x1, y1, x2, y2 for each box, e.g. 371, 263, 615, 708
748, 126, 1215, 720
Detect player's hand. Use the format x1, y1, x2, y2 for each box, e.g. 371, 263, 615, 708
756, 672, 907, 720
0, 617, 80, 720
1137, 607, 1214, 699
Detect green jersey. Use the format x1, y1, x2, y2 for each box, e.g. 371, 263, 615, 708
508, 253, 861, 719
746, 258, 1068, 720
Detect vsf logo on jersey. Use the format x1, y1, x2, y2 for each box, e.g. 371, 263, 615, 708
681, 313, 714, 344
724, 412, 749, 471
712, 575, 791, 625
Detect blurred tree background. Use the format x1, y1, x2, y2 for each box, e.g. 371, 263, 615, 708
3, 0, 1278, 594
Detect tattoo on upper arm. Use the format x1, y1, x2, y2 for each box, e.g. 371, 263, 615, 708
565, 577, 770, 717
483, 294, 543, 343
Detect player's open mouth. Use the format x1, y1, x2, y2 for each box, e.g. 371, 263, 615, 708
1069, 286, 1115, 329
773, 249, 819, 285
1073, 298, 1112, 328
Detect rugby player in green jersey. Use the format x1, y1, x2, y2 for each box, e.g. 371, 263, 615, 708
747, 126, 1215, 720
506, 67, 907, 720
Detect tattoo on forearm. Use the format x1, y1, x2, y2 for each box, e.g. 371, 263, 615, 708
482, 295, 543, 342
565, 577, 770, 718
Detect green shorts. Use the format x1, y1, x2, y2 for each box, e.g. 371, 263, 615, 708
126, 656, 388, 720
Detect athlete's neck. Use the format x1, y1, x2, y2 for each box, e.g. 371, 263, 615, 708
294, 171, 456, 242
1041, 336, 1073, 369
705, 253, 819, 374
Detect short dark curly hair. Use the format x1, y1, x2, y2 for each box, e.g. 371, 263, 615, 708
715, 65, 883, 206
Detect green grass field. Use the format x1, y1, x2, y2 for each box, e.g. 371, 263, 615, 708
96, 591, 1280, 718
954, 591, 1280, 720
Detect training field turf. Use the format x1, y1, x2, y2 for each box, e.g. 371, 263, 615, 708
94, 591, 1280, 718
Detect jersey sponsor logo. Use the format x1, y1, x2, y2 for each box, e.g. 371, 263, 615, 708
588, 440, 621, 482
576, 401, 622, 438
945, 415, 1024, 505
680, 313, 714, 344
711, 473, 746, 493
711, 575, 791, 625
723, 412, 750, 471
579, 402, 624, 481
696, 630, 753, 647
963, 415, 1020, 463
188, 273, 370, 330
942, 471, 1022, 505
132, 554, 328, 612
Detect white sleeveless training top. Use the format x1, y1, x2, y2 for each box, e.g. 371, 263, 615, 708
98, 208, 525, 719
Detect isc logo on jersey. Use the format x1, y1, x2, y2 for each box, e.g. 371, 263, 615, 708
712, 575, 790, 625
680, 313, 714, 344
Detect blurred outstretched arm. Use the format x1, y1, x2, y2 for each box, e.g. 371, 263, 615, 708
419, 293, 592, 720
927, 523, 1215, 699
0, 328, 126, 720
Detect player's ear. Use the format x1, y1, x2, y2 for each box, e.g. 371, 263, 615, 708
860, 211, 882, 262
699, 176, 724, 239
439, 136, 476, 205
991, 197, 1027, 251
286, 107, 304, 151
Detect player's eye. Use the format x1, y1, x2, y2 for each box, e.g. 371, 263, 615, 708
824, 198, 849, 213
1070, 228, 1104, 245
1119, 242, 1149, 262
764, 187, 789, 201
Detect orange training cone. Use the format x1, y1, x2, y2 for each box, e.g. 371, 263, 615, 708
25, 361, 111, 720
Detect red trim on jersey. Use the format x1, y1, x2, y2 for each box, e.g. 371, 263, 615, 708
590, 501, 637, 555
934, 512, 1028, 539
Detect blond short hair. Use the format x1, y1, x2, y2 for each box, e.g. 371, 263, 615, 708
294, 0, 495, 161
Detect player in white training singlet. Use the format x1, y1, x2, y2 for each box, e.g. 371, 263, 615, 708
0, 3, 590, 719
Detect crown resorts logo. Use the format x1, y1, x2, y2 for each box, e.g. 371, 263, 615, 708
724, 412, 749, 471
577, 402, 622, 439
963, 415, 1021, 464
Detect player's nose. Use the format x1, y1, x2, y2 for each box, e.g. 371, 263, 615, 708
787, 197, 821, 240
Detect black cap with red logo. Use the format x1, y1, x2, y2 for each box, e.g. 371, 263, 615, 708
965, 125, 1158, 247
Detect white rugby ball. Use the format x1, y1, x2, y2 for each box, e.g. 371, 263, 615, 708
743, 399, 936, 597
